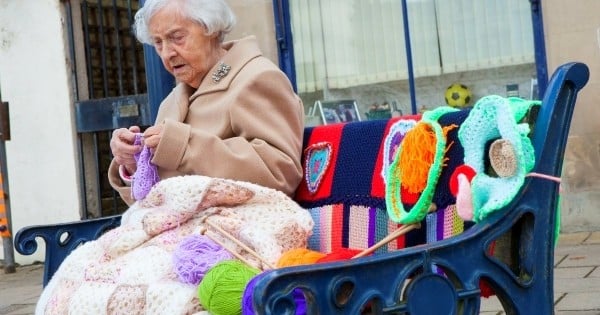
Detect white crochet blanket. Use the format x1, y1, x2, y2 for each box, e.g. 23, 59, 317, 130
36, 175, 314, 315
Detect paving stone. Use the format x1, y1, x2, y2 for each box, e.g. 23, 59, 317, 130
557, 232, 589, 246
589, 267, 600, 278
480, 295, 504, 313
554, 244, 600, 268
554, 277, 600, 293
555, 292, 600, 312
2, 303, 36, 315
586, 231, 600, 245
554, 266, 594, 279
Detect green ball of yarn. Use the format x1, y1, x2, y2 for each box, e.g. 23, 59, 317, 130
198, 260, 261, 315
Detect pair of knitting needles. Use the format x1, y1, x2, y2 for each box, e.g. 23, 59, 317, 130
198, 215, 275, 270
198, 211, 423, 269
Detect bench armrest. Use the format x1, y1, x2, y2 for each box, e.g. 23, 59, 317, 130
14, 215, 122, 286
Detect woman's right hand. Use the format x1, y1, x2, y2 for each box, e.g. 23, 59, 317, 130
110, 126, 142, 174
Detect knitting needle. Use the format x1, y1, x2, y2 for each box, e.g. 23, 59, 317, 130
201, 216, 276, 270
198, 226, 260, 269
352, 203, 435, 258
352, 223, 421, 258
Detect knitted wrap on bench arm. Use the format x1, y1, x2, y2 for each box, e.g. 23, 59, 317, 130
457, 96, 540, 222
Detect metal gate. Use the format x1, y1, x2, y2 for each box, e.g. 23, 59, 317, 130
64, 0, 152, 218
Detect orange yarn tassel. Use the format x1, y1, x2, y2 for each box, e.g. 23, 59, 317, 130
398, 123, 458, 195
398, 123, 437, 194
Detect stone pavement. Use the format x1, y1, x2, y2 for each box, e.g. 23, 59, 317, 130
0, 232, 599, 315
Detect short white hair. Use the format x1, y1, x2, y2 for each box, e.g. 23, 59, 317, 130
133, 0, 236, 44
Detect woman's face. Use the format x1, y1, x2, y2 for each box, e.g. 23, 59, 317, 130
148, 5, 222, 88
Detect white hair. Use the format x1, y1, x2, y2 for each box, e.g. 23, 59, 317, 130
133, 0, 236, 44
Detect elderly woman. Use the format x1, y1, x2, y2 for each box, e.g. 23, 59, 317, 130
109, 0, 304, 205
35, 1, 314, 314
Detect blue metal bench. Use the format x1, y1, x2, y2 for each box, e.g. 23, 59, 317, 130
15, 62, 589, 314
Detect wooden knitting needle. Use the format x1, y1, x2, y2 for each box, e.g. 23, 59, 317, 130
198, 226, 259, 269
352, 223, 421, 258
201, 216, 275, 270
352, 203, 434, 258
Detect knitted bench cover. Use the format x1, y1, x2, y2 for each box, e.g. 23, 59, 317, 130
295, 97, 539, 254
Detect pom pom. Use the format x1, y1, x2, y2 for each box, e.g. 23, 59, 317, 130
277, 248, 326, 268
243, 272, 307, 315
198, 260, 261, 315
317, 248, 364, 263
449, 164, 476, 197
172, 234, 233, 285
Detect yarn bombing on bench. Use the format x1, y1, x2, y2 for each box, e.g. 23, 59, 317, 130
132, 133, 160, 201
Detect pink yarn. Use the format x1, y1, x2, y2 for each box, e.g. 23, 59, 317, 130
456, 174, 474, 221
132, 133, 160, 200
172, 234, 234, 285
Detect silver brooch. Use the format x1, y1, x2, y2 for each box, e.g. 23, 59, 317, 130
212, 62, 231, 83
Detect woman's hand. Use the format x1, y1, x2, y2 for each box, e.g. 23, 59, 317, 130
142, 124, 163, 150
110, 126, 142, 174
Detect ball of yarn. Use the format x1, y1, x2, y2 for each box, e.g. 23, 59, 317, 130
277, 248, 326, 268
242, 272, 307, 315
172, 234, 233, 285
317, 248, 363, 263
198, 260, 261, 315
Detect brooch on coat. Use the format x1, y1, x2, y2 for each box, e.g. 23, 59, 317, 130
212, 62, 231, 83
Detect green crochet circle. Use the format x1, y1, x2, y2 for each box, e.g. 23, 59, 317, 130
386, 106, 458, 224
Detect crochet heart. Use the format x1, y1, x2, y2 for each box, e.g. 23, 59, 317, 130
304, 142, 332, 194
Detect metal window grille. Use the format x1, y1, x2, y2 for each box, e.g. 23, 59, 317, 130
65, 0, 150, 218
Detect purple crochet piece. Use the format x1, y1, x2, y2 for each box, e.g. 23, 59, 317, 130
132, 133, 160, 200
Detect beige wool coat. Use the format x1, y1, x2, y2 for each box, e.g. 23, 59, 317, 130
109, 36, 304, 205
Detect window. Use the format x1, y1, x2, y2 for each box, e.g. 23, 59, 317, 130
290, 0, 534, 94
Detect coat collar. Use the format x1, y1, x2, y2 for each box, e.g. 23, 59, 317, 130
189, 35, 262, 100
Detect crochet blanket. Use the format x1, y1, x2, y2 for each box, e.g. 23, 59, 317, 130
36, 175, 314, 315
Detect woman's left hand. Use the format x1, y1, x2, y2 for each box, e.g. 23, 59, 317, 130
143, 124, 163, 150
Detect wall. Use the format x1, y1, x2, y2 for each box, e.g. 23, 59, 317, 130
228, 0, 278, 64
544, 0, 600, 232
0, 1, 81, 264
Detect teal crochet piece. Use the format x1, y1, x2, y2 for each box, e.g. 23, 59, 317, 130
458, 96, 540, 222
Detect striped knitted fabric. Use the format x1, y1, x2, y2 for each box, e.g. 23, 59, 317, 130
425, 205, 465, 244
307, 205, 406, 254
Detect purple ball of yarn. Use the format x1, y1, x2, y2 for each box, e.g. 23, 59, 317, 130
242, 272, 307, 315
172, 234, 233, 285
